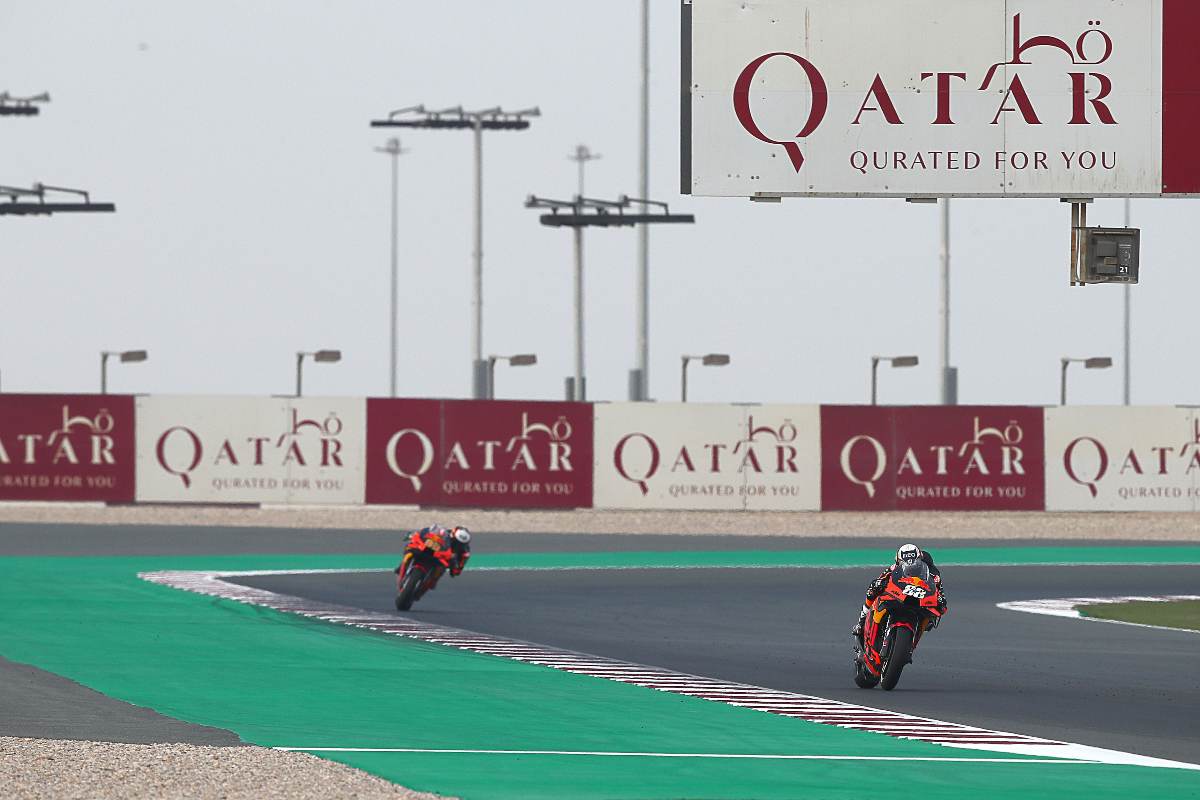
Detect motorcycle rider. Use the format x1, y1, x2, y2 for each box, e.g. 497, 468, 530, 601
852, 544, 947, 647
394, 523, 472, 592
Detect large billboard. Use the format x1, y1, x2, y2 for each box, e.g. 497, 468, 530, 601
594, 403, 821, 510
821, 406, 1044, 511
366, 399, 593, 508
0, 395, 135, 502
1046, 407, 1200, 511
684, 0, 1200, 198
136, 396, 366, 504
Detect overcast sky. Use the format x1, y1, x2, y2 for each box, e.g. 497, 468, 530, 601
1, 1, 1195, 407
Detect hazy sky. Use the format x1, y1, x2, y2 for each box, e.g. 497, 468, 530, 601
1, 1, 1195, 406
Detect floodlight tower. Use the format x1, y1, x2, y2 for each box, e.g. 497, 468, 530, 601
0, 92, 49, 116
525, 195, 695, 401
374, 137, 408, 398
370, 105, 540, 399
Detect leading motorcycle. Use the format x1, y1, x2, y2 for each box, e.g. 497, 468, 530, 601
852, 560, 944, 691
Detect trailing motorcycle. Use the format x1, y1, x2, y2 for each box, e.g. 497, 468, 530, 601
852, 560, 944, 691
394, 540, 450, 611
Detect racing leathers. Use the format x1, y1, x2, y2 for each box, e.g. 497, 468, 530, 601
393, 525, 471, 592
852, 552, 947, 645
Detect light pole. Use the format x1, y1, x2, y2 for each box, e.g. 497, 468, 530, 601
371, 106, 539, 399
681, 353, 730, 402
632, 0, 651, 402
374, 137, 407, 398
526, 195, 695, 402
938, 198, 957, 404
1060, 356, 1113, 406
568, 145, 601, 198
870, 355, 919, 405
296, 349, 342, 397
100, 350, 147, 394
487, 353, 537, 400
1123, 198, 1132, 405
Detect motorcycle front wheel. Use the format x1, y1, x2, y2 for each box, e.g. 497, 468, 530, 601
395, 567, 425, 611
880, 627, 913, 691
854, 660, 880, 689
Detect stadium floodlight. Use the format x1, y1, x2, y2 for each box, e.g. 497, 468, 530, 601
100, 350, 148, 394
0, 183, 115, 215
871, 355, 920, 405
525, 195, 695, 402
0, 92, 49, 116
681, 353, 731, 402
370, 105, 539, 399
486, 353, 538, 399
296, 350, 342, 396
1060, 356, 1113, 405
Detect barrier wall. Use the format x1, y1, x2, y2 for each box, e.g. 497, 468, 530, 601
1044, 407, 1200, 511
0, 395, 135, 502
136, 396, 366, 504
821, 406, 1044, 511
0, 393, 1196, 511
594, 403, 821, 510
366, 399, 593, 509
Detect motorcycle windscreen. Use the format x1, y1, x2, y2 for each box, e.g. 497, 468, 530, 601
897, 561, 931, 583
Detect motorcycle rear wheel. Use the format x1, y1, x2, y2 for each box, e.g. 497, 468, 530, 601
880, 627, 913, 691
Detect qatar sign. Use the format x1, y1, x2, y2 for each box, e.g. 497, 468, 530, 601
684, 0, 1200, 197
0, 395, 135, 502
366, 399, 593, 508
1046, 407, 1200, 511
821, 406, 1044, 511
593, 404, 821, 510
135, 396, 365, 504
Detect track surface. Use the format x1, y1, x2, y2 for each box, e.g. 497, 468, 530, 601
3, 522, 1197, 764
234, 563, 1200, 764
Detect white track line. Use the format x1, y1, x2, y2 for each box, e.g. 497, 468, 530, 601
139, 569, 1200, 772
272, 747, 1098, 763
998, 595, 1200, 635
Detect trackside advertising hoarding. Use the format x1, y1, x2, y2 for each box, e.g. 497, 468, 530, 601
0, 395, 135, 502
366, 399, 593, 508
593, 403, 821, 510
1045, 407, 1200, 511
684, 0, 1200, 198
135, 396, 365, 504
821, 406, 1044, 511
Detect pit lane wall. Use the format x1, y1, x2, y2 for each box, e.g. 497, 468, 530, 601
0, 395, 1195, 510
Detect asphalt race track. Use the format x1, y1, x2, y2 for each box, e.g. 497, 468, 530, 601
2, 523, 1197, 770
233, 561, 1200, 764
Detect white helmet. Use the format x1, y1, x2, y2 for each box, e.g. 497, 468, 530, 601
896, 544, 922, 566
452, 527, 472, 545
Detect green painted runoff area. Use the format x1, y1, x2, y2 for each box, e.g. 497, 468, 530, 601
0, 547, 1197, 799
1079, 599, 1200, 632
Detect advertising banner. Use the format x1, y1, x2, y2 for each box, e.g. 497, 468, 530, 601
0, 394, 135, 502
1046, 407, 1200, 511
366, 399, 593, 508
685, 0, 1200, 198
136, 396, 365, 504
594, 403, 821, 510
821, 406, 1044, 511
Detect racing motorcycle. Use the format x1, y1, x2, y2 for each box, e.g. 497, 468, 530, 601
394, 540, 451, 611
852, 560, 944, 691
